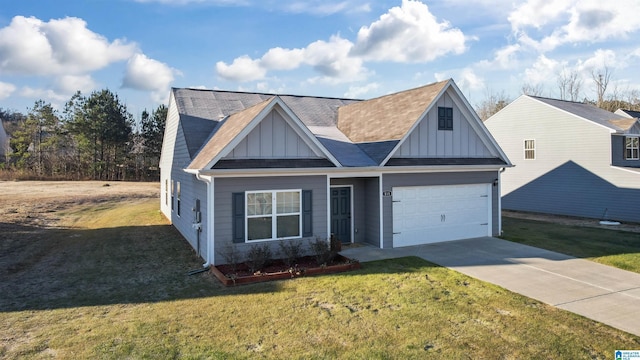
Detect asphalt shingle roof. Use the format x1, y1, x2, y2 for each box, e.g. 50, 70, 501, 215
172, 79, 494, 170
531, 96, 634, 132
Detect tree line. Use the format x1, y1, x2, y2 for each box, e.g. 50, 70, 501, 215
0, 89, 166, 181
476, 68, 640, 120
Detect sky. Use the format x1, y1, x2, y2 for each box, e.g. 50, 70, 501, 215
1, 0, 640, 120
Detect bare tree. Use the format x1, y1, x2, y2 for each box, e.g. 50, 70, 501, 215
475, 89, 511, 121
557, 68, 582, 101
592, 66, 611, 107
521, 82, 544, 96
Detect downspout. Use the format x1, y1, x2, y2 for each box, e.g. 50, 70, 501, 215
498, 167, 506, 235
195, 173, 214, 267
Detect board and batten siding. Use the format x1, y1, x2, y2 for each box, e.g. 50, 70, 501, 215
213, 175, 327, 265
485, 95, 640, 222
394, 90, 492, 158
223, 109, 318, 159
381, 171, 499, 249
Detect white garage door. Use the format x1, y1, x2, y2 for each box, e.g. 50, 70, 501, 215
392, 184, 491, 247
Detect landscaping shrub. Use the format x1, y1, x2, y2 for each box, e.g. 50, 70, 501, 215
279, 240, 303, 267
310, 237, 336, 266
245, 243, 273, 273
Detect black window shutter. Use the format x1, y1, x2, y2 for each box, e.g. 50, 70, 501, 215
232, 192, 245, 243
302, 190, 312, 237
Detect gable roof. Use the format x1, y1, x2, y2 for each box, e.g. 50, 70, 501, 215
337, 80, 448, 143
173, 80, 509, 171
530, 96, 634, 133
615, 109, 640, 119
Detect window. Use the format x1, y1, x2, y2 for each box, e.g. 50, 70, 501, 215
438, 107, 453, 130
246, 190, 301, 241
626, 136, 639, 160
165, 179, 169, 206
176, 181, 181, 216
524, 139, 535, 160
171, 180, 175, 211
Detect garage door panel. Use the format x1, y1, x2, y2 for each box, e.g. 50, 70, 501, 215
392, 184, 491, 247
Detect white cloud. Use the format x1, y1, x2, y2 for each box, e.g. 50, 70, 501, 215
216, 55, 266, 82
0, 82, 16, 99
350, 0, 466, 62
260, 47, 304, 70
344, 82, 379, 98
56, 75, 96, 94
0, 16, 136, 76
509, 1, 640, 52
523, 54, 562, 85
283, 1, 371, 15
123, 53, 177, 92
576, 49, 618, 73
217, 35, 369, 83
19, 86, 69, 103
216, 1, 468, 84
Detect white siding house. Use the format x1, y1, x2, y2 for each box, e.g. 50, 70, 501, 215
485, 95, 640, 223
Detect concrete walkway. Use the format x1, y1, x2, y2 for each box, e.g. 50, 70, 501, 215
340, 237, 640, 336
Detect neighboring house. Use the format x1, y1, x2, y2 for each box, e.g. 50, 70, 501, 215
0, 120, 8, 161
160, 79, 512, 266
485, 95, 640, 223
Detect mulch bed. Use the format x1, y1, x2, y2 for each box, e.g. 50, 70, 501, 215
211, 255, 360, 286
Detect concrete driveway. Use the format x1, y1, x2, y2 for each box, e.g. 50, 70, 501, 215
340, 237, 640, 336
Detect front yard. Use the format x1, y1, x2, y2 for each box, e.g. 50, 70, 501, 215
1, 181, 639, 359
501, 215, 640, 274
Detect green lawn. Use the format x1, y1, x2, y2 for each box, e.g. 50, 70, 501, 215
1, 200, 639, 359
502, 216, 640, 273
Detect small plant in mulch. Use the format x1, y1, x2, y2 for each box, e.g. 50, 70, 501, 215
310, 237, 337, 266
279, 240, 303, 267
219, 244, 242, 275
245, 243, 273, 274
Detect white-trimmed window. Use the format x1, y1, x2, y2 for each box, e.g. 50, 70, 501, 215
176, 181, 181, 216
246, 190, 301, 241
524, 139, 536, 160
626, 136, 639, 160
171, 180, 175, 211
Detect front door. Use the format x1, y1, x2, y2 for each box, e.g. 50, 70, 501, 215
330, 187, 351, 243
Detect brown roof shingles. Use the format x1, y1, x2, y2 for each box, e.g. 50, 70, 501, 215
337, 80, 448, 143
187, 97, 274, 170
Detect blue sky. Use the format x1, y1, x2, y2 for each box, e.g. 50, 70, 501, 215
1, 0, 640, 119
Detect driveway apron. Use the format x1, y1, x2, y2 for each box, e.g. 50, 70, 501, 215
341, 237, 640, 336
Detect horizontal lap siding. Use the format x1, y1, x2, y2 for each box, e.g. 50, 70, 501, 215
364, 178, 380, 246
486, 96, 640, 222
382, 172, 499, 248
214, 175, 327, 264
169, 123, 209, 258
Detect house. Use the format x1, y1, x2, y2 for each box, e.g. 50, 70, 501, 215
159, 79, 512, 266
485, 95, 640, 223
0, 120, 8, 161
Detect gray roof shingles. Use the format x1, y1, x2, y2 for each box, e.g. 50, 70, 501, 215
172, 81, 495, 170
532, 96, 632, 132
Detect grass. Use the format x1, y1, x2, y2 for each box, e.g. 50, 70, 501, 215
501, 216, 640, 273
1, 199, 640, 359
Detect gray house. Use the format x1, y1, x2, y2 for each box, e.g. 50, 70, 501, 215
0, 120, 8, 161
159, 79, 512, 266
485, 95, 640, 223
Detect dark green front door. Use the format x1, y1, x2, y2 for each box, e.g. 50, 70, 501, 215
331, 187, 351, 243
